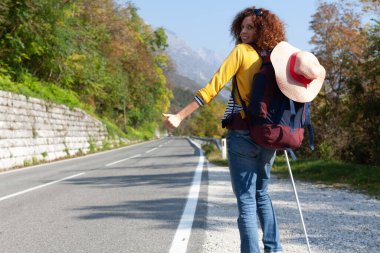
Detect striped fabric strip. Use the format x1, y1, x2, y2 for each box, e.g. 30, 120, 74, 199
194, 96, 205, 106
222, 95, 242, 120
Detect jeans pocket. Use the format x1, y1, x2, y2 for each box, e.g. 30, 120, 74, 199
228, 130, 261, 158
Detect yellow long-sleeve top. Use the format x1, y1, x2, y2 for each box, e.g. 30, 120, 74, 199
194, 43, 262, 117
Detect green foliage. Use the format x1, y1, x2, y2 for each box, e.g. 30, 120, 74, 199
201, 142, 228, 167
0, 72, 93, 113
0, 0, 172, 140
41, 152, 48, 159
23, 159, 31, 167
32, 156, 38, 165
308, 1, 379, 165
125, 125, 155, 141
88, 138, 96, 153
102, 138, 111, 151
201, 143, 216, 156
273, 156, 380, 198
172, 99, 227, 138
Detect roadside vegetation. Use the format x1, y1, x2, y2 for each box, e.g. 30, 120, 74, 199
0, 0, 171, 140
202, 142, 380, 199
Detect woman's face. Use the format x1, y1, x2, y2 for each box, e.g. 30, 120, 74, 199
240, 16, 255, 44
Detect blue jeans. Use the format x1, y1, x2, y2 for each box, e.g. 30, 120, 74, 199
227, 130, 282, 253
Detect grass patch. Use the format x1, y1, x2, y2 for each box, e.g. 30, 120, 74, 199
0, 73, 93, 113
201, 143, 228, 167
272, 156, 380, 199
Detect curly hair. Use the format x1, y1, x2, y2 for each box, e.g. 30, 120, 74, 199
230, 7, 286, 51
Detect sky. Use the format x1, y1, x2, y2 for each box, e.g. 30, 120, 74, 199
118, 0, 326, 58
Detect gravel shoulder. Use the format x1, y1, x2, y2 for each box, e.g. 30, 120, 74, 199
202, 163, 380, 253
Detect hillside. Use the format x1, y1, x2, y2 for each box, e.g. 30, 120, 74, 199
165, 30, 230, 101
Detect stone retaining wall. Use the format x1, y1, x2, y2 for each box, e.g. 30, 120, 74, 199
0, 90, 111, 171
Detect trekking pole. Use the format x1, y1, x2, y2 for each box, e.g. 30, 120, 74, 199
284, 150, 312, 253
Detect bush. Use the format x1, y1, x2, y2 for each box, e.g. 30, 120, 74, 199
201, 143, 216, 156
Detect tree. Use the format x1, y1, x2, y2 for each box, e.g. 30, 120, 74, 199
309, 0, 379, 164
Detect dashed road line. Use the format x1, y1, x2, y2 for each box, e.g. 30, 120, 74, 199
0, 172, 85, 202
105, 154, 141, 167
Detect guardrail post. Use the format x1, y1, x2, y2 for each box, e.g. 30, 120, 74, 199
221, 138, 227, 160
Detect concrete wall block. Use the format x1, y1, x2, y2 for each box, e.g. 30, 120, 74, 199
27, 97, 42, 104
37, 130, 56, 138
31, 102, 45, 112
0, 138, 25, 148
54, 151, 68, 158
49, 143, 64, 152
49, 104, 63, 113
0, 158, 18, 170
0, 113, 11, 121
0, 148, 11, 159
0, 121, 32, 131
0, 139, 10, 148
27, 109, 42, 118
9, 92, 26, 102
76, 143, 87, 150
8, 146, 34, 158
0, 97, 11, 107
0, 129, 32, 139
0, 91, 110, 170
33, 145, 47, 155
14, 100, 30, 109
0, 91, 12, 99
11, 107, 28, 116
34, 138, 48, 146
46, 152, 58, 161
0, 104, 10, 114
0, 120, 11, 129
67, 149, 78, 156
33, 113, 49, 122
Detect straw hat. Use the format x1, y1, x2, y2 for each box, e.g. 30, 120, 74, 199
271, 41, 326, 103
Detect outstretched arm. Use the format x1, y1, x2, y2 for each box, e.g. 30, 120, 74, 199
163, 100, 200, 129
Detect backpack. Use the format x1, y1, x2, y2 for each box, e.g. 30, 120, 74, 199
235, 55, 314, 151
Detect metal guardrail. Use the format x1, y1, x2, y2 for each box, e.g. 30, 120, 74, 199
190, 136, 222, 150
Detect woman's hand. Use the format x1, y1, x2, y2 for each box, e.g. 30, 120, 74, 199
162, 100, 200, 130
163, 113, 182, 129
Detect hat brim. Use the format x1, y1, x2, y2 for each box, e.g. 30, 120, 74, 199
271, 41, 325, 103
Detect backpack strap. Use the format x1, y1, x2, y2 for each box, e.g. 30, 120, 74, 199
286, 148, 298, 160
289, 99, 296, 133
230, 82, 236, 113
305, 102, 315, 150
233, 77, 252, 131
233, 76, 248, 115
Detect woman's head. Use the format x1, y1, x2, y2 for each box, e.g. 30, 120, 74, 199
231, 7, 286, 51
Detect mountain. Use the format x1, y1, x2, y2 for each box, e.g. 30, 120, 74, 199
165, 30, 230, 100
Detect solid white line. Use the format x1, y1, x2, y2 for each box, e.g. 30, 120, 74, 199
0, 172, 85, 202
105, 154, 141, 167
146, 147, 158, 153
169, 139, 205, 253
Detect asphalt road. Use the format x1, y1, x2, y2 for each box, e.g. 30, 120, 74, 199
0, 137, 208, 253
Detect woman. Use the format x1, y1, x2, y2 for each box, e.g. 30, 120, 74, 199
164, 7, 285, 253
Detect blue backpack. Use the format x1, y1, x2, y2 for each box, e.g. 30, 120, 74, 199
235, 54, 314, 152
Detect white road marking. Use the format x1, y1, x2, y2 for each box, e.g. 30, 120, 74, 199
105, 154, 141, 167
169, 139, 205, 253
146, 147, 158, 153
0, 172, 85, 202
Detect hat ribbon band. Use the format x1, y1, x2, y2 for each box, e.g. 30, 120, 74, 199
290, 52, 312, 88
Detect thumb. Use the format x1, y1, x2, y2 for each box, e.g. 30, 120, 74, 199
162, 113, 171, 118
